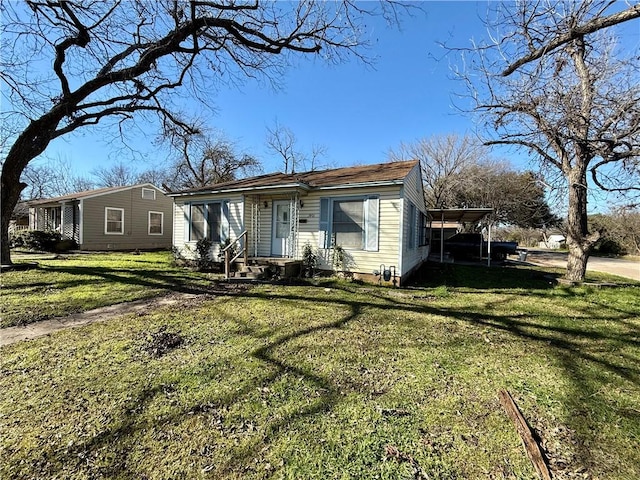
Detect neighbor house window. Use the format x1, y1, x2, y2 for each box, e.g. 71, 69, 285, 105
105, 207, 124, 234
142, 188, 156, 200
189, 202, 222, 242
148, 211, 163, 235
319, 196, 379, 251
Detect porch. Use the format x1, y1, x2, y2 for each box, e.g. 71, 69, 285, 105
232, 257, 303, 280
29, 202, 81, 244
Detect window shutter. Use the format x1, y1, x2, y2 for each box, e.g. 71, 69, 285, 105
365, 196, 379, 251
221, 200, 230, 242
184, 202, 191, 242
319, 198, 330, 248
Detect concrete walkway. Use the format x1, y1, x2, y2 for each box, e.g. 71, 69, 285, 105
0, 292, 201, 348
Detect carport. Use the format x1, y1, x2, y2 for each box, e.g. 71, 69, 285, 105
427, 208, 494, 265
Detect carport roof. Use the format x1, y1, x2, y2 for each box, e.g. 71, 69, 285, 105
427, 208, 493, 224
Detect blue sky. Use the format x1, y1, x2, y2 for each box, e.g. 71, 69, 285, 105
44, 2, 507, 177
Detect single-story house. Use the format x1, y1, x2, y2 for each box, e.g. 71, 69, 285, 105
169, 160, 430, 285
539, 234, 565, 249
9, 201, 30, 233
28, 184, 173, 250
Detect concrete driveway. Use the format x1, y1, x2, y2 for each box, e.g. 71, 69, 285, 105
526, 249, 640, 281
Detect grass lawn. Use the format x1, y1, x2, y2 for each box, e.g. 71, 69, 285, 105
1, 254, 639, 479
0, 251, 213, 328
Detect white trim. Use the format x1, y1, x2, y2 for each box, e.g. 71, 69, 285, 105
398, 195, 404, 274
148, 211, 163, 235
142, 187, 156, 200
79, 200, 84, 246
104, 207, 125, 235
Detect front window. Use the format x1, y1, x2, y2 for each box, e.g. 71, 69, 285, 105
189, 202, 222, 242
148, 211, 163, 235
105, 207, 124, 234
332, 199, 365, 249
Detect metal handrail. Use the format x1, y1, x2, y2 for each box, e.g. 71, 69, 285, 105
222, 230, 248, 279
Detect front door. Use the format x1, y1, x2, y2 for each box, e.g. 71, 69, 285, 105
271, 200, 291, 257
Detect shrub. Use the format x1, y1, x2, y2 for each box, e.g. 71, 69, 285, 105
301, 242, 319, 277
195, 238, 215, 271
10, 230, 63, 252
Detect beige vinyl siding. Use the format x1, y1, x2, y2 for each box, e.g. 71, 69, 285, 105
172, 193, 244, 259
80, 185, 173, 250
297, 185, 403, 275
400, 164, 430, 276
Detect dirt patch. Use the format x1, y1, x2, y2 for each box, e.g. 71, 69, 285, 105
0, 292, 204, 347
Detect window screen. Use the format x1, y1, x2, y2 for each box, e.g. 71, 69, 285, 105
332, 200, 364, 249
105, 208, 124, 234
208, 203, 222, 242
149, 211, 163, 235
190, 204, 206, 240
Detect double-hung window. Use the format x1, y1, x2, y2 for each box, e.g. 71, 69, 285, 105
332, 200, 365, 249
105, 207, 124, 235
319, 196, 379, 251
148, 211, 163, 235
188, 202, 224, 242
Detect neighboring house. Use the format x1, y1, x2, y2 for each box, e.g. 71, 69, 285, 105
9, 202, 30, 233
170, 160, 430, 285
28, 184, 173, 250
540, 234, 566, 249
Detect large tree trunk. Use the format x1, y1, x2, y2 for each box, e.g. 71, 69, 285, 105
1, 169, 27, 266
1, 117, 59, 265
565, 168, 598, 282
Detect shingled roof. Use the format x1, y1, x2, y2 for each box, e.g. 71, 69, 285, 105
170, 160, 419, 195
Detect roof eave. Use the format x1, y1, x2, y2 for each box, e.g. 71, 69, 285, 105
168, 182, 312, 197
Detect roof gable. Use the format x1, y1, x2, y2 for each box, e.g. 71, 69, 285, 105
28, 183, 164, 206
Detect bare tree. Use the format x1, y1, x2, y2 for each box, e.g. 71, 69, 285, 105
501, 3, 640, 76
449, 162, 560, 229
455, 0, 640, 281
390, 134, 558, 228
20, 157, 94, 199
266, 120, 328, 174
0, 1, 395, 265
165, 127, 261, 190
91, 162, 140, 188
389, 134, 487, 208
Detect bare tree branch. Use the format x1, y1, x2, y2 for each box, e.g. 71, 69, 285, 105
501, 2, 640, 76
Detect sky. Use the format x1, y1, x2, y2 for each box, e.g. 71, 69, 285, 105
17, 1, 639, 213
43, 2, 506, 177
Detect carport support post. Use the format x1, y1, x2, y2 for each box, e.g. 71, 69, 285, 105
487, 223, 492, 267
440, 211, 445, 263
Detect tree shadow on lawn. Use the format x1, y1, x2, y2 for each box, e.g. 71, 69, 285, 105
37, 299, 362, 479
5, 264, 214, 295
17, 277, 639, 477
412, 262, 561, 291
232, 284, 640, 476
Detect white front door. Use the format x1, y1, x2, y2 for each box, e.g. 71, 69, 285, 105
271, 200, 291, 256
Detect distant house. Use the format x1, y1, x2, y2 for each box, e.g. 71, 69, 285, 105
169, 160, 430, 285
540, 234, 566, 249
9, 202, 30, 233
28, 184, 173, 251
